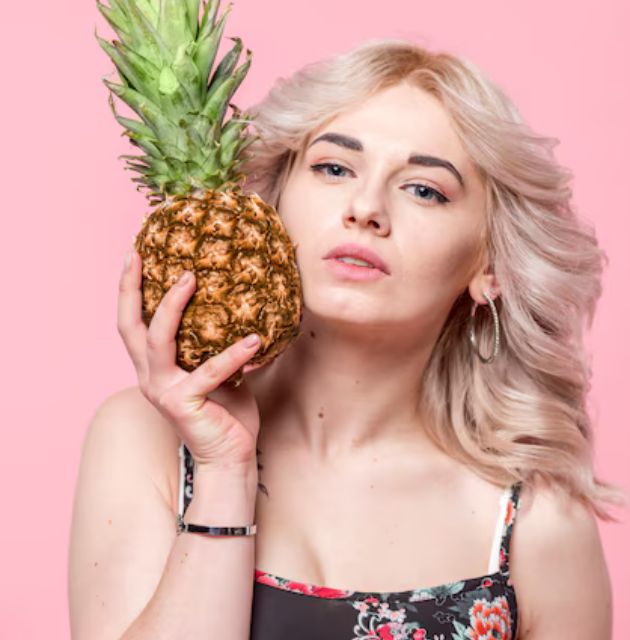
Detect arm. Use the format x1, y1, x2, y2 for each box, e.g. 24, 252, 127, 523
68, 387, 258, 640
510, 484, 613, 638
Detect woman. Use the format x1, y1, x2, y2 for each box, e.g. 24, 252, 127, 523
69, 39, 623, 639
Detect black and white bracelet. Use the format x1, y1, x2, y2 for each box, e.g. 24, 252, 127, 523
175, 513, 257, 537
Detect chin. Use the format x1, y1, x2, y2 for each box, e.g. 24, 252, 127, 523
300, 298, 391, 332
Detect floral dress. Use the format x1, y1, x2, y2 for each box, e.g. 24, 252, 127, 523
178, 442, 523, 640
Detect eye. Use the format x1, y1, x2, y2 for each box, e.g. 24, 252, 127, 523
309, 162, 353, 180
310, 163, 450, 206
402, 183, 450, 206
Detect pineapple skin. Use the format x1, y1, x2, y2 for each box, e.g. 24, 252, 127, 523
134, 186, 303, 387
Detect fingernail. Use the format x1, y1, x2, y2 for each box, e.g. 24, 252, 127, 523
243, 333, 260, 347
123, 249, 133, 270
177, 271, 193, 286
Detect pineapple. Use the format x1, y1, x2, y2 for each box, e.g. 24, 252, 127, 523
96, 0, 303, 387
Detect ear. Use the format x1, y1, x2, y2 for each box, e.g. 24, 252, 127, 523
468, 262, 501, 305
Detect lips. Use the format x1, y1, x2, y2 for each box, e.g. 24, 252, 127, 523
323, 243, 390, 274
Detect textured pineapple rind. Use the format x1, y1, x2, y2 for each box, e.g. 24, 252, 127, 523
133, 186, 303, 377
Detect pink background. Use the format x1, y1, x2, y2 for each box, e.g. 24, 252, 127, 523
2, 0, 628, 636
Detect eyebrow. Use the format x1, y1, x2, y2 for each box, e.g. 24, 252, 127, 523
307, 131, 465, 188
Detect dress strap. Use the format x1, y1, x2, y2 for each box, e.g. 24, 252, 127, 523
178, 442, 195, 517
486, 482, 524, 574
497, 481, 523, 578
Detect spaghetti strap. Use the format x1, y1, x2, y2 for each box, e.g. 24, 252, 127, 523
178, 441, 195, 518
486, 485, 512, 573
498, 481, 523, 580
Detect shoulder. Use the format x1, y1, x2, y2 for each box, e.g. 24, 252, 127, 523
511, 482, 612, 638
85, 385, 182, 511
96, 384, 160, 416
89, 385, 179, 454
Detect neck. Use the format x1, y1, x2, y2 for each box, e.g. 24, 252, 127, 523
250, 311, 439, 464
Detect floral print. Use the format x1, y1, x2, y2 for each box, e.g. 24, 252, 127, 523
178, 443, 523, 640
452, 596, 512, 639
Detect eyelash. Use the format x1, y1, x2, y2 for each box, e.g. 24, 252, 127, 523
309, 162, 450, 206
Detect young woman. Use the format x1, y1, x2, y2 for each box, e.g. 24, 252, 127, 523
69, 39, 623, 639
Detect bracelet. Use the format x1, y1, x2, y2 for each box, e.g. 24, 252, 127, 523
175, 513, 257, 537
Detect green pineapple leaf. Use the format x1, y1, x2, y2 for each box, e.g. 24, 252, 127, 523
157, 0, 194, 50
208, 35, 242, 89
193, 8, 229, 97
184, 0, 201, 38
97, 0, 254, 199
96, 2, 129, 38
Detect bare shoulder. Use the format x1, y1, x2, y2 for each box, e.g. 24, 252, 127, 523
87, 385, 182, 511
511, 482, 612, 638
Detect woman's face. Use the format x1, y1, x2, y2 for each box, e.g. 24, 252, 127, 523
277, 81, 489, 336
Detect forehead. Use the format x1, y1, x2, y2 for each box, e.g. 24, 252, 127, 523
305, 82, 468, 167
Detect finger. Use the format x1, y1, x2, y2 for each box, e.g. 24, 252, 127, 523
242, 361, 265, 374
117, 248, 148, 375
145, 270, 196, 381
178, 334, 261, 406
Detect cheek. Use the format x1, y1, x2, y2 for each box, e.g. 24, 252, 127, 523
276, 175, 329, 252
401, 230, 480, 287
276, 173, 311, 229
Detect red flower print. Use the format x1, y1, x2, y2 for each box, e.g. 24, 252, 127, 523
504, 498, 514, 527
466, 596, 512, 640
254, 570, 280, 588
481, 578, 493, 588
254, 569, 351, 598
376, 622, 396, 639
413, 629, 427, 639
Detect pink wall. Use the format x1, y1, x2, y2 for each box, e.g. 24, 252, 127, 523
3, 0, 627, 636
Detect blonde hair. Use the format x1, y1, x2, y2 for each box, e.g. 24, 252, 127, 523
239, 38, 626, 521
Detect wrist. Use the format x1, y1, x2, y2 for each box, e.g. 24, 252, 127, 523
185, 466, 258, 523
193, 458, 258, 486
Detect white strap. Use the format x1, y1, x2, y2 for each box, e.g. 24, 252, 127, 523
486, 485, 511, 573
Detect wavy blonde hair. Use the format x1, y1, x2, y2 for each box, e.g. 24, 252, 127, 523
239, 38, 626, 521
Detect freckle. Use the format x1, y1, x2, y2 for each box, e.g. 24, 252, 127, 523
102, 601, 105, 607
107, 519, 112, 525
369, 484, 374, 489
317, 411, 324, 419
94, 561, 98, 567
309, 330, 316, 338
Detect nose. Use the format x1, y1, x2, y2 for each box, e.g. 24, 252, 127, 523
343, 190, 391, 235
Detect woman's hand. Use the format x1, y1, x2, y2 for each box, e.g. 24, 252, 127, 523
117, 248, 263, 474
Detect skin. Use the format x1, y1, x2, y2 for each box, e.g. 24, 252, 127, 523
251, 80, 496, 459
243, 81, 612, 637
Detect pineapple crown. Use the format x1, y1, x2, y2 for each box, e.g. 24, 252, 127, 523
96, 0, 258, 203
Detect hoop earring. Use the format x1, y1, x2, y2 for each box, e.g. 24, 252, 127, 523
468, 291, 501, 364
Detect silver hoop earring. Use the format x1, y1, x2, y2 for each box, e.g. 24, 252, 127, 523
468, 291, 501, 364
